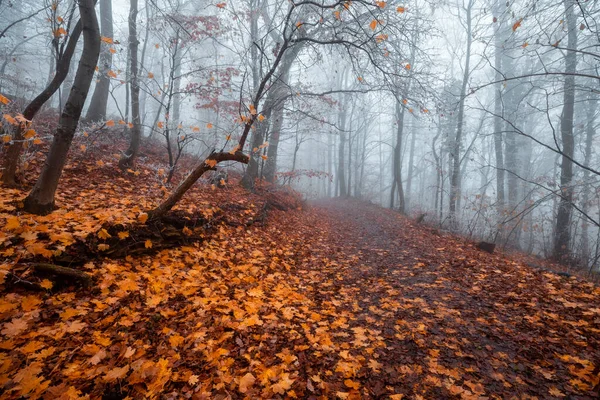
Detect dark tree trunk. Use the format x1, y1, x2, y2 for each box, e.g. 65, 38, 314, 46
392, 99, 406, 213
85, 0, 113, 122
2, 21, 83, 187
119, 0, 141, 169
552, 0, 578, 261
23, 0, 101, 215
449, 0, 473, 228
493, 0, 506, 208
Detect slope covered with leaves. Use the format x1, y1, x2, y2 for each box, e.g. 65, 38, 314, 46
0, 142, 599, 399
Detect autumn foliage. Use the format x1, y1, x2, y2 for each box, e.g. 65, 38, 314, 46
0, 134, 598, 398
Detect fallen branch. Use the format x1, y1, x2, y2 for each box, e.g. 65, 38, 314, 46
30, 263, 92, 286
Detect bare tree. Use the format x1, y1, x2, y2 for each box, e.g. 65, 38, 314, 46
23, 0, 101, 214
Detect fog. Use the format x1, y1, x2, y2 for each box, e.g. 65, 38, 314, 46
1, 0, 599, 269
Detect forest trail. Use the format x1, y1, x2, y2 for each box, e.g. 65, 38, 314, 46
294, 199, 600, 398
1, 185, 599, 399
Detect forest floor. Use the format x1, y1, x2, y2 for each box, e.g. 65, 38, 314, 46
0, 139, 599, 399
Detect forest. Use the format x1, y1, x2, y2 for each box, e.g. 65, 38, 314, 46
0, 0, 599, 398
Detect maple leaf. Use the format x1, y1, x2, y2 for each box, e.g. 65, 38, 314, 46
103, 365, 130, 381
169, 334, 185, 348
2, 317, 28, 336
98, 228, 111, 239
0, 93, 10, 104
118, 231, 130, 240
21, 295, 42, 312
258, 114, 265, 122
145, 240, 153, 248
40, 279, 53, 290
101, 36, 114, 44
206, 123, 213, 129
239, 372, 256, 393
23, 129, 36, 139
376, 1, 386, 8
89, 348, 107, 365
5, 216, 20, 230
271, 373, 294, 394
105, 119, 115, 127
344, 379, 360, 389
369, 20, 378, 30
188, 375, 199, 386
147, 72, 154, 79
390, 395, 404, 400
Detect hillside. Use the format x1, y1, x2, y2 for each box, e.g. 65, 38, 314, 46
0, 139, 599, 399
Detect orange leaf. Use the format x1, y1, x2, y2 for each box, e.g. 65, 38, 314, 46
512, 18, 523, 31
369, 19, 378, 30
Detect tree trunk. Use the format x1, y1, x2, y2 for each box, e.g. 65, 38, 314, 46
23, 0, 101, 215
552, 0, 578, 261
119, 0, 141, 169
449, 0, 473, 228
85, 0, 113, 122
580, 92, 597, 261
2, 21, 83, 187
493, 0, 506, 208
392, 98, 406, 213
262, 45, 303, 183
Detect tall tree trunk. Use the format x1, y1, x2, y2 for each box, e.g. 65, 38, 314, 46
263, 45, 303, 182
244, 45, 301, 187
86, 0, 113, 122
580, 93, 597, 262
553, 0, 578, 261
119, 0, 141, 169
2, 21, 83, 187
23, 0, 101, 215
449, 0, 473, 228
405, 123, 416, 210
493, 0, 506, 208
392, 98, 406, 213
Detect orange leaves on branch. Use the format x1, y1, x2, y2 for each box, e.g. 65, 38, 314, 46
107, 70, 118, 79
397, 6, 406, 13
206, 123, 213, 129
105, 119, 115, 127
512, 18, 523, 32
0, 93, 10, 105
205, 159, 218, 168
376, 1, 386, 8
53, 27, 67, 37
216, 2, 227, 8
101, 36, 114, 44
369, 19, 378, 30
157, 121, 164, 129
147, 72, 154, 79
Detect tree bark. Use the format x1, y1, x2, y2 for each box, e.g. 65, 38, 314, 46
119, 0, 141, 169
150, 151, 249, 218
23, 0, 101, 215
449, 0, 473, 228
85, 0, 113, 122
2, 21, 83, 187
392, 98, 406, 213
493, 0, 506, 208
552, 0, 578, 261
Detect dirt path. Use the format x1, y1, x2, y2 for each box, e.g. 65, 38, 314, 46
293, 199, 600, 399
1, 197, 599, 399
